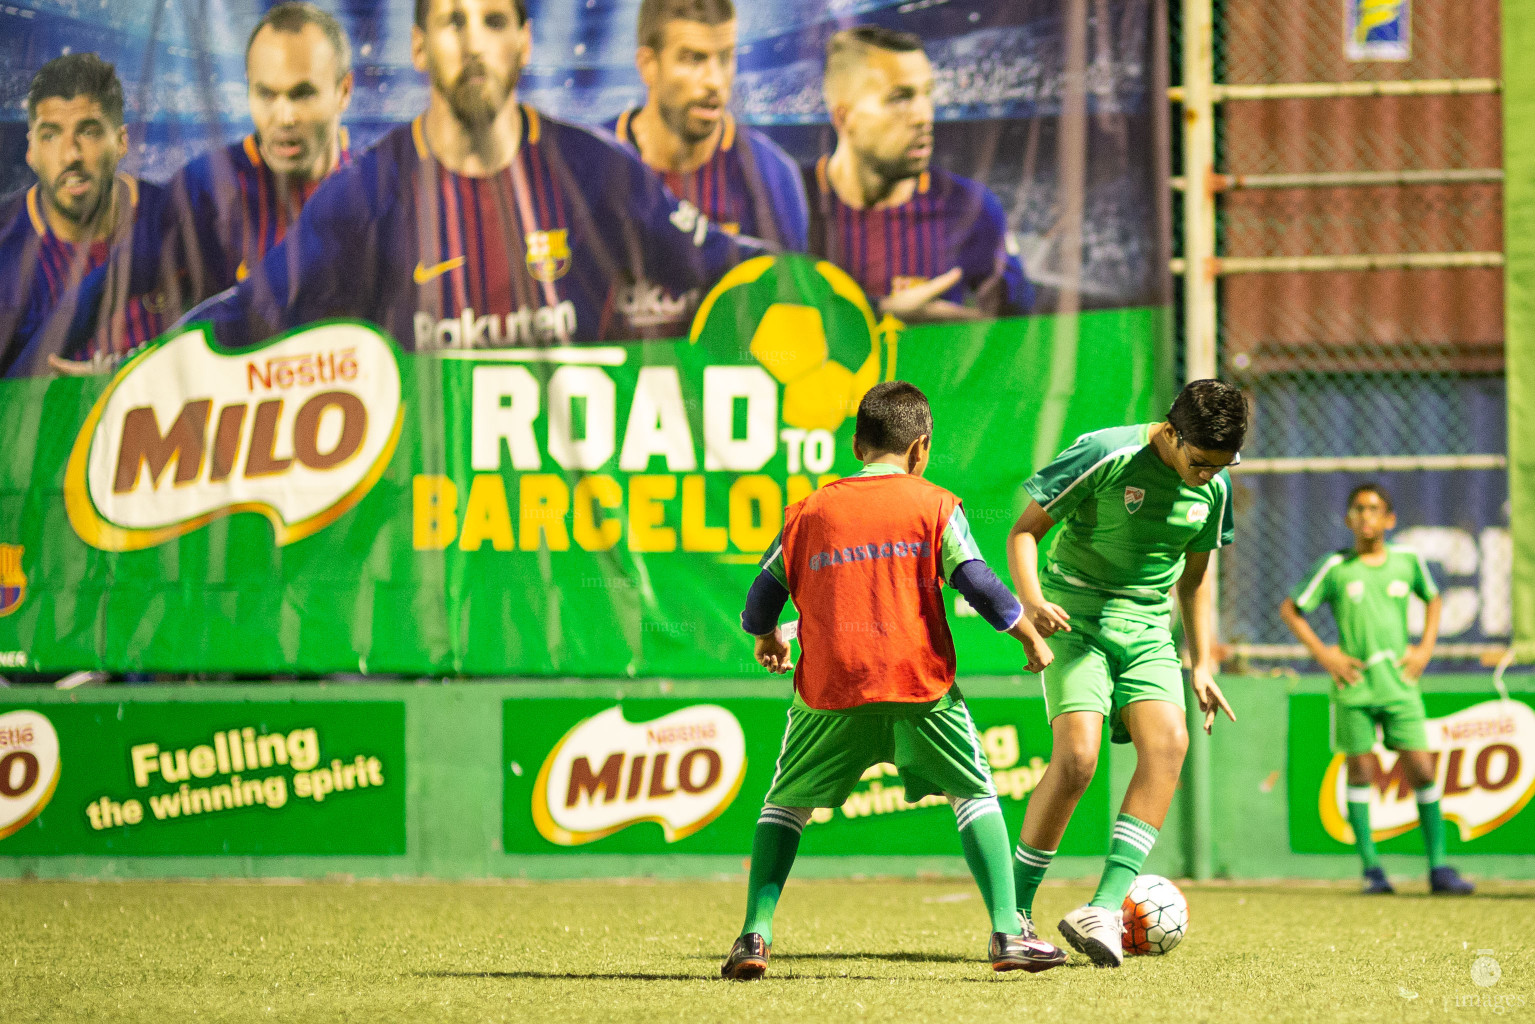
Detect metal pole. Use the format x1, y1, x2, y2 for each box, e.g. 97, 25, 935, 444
1168, 76, 1501, 102
1172, 167, 1505, 191
1179, 0, 1215, 882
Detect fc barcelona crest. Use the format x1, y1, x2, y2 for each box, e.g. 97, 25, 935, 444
1123, 486, 1145, 514
525, 228, 572, 283
0, 543, 26, 617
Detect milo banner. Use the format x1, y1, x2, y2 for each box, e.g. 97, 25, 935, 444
0, 700, 405, 855
0, 0, 1168, 677
506, 694, 1109, 855
1288, 694, 1535, 855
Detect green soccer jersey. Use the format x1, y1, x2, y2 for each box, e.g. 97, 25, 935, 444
1024, 424, 1235, 609
1288, 545, 1439, 706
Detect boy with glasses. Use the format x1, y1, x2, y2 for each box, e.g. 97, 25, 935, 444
1002, 379, 1246, 967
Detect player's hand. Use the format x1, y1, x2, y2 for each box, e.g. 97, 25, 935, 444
1319, 646, 1364, 688
754, 631, 794, 675
1400, 644, 1431, 681
1190, 666, 1236, 734
1021, 633, 1053, 674
1023, 599, 1071, 638
48, 354, 104, 376
878, 268, 982, 324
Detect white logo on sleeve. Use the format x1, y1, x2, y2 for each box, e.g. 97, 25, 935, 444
1186, 503, 1209, 524
1387, 580, 1410, 598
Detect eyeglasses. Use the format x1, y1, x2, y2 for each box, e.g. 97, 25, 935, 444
1175, 434, 1240, 472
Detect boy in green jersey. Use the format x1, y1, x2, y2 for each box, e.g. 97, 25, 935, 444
1004, 379, 1244, 967
1279, 483, 1474, 895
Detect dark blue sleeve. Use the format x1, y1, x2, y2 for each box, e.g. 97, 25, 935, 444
741, 569, 791, 636
173, 158, 239, 299
949, 558, 1023, 632
185, 165, 378, 348
1, 273, 48, 378
958, 186, 1032, 315
753, 134, 810, 252
594, 135, 763, 294
60, 262, 108, 357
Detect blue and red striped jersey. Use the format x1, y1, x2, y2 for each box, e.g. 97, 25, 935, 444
804, 156, 1032, 316
170, 130, 353, 300
192, 106, 759, 348
0, 175, 172, 377
606, 110, 807, 251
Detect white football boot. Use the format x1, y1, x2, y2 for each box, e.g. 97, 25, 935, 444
1057, 904, 1124, 967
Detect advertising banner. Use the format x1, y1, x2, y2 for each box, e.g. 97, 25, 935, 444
0, 700, 405, 855
1288, 693, 1535, 855
0, 293, 1160, 677
0, 0, 1168, 677
504, 693, 1110, 856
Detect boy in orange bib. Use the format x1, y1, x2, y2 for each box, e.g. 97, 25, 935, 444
721, 381, 1063, 979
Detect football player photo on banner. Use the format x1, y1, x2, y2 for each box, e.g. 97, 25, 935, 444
0, 1, 1171, 677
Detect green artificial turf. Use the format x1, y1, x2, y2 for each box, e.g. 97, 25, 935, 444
5, 878, 1532, 1023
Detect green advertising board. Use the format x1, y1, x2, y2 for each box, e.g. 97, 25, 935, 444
503, 693, 1109, 857
1288, 693, 1535, 855
0, 699, 405, 855
0, 254, 1164, 678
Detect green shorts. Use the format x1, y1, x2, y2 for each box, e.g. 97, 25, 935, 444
1040, 586, 1184, 744
1332, 698, 1430, 756
764, 698, 995, 808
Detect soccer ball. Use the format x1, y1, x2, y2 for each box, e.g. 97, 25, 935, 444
1121, 874, 1189, 955
689, 253, 883, 432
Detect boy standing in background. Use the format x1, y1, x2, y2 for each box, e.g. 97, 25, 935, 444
1280, 483, 1475, 895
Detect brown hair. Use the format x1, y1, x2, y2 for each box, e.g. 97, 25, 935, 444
247, 2, 352, 80
637, 0, 735, 51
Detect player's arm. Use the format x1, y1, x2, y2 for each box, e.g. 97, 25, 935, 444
1280, 554, 1363, 687
957, 187, 1031, 316
941, 505, 1051, 673
1006, 431, 1119, 637
878, 268, 979, 324
752, 135, 810, 252
741, 531, 793, 674
1177, 551, 1236, 733
1278, 597, 1361, 686
607, 142, 763, 292
1403, 552, 1442, 680
1401, 594, 1441, 680
1005, 500, 1071, 638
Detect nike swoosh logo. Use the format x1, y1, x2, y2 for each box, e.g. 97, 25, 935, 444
414, 257, 465, 284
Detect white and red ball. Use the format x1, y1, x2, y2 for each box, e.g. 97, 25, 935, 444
1121, 874, 1189, 955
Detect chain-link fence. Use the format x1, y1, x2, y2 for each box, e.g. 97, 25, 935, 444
1175, 0, 1508, 665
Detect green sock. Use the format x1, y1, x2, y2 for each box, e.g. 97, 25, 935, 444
1347, 786, 1380, 870
1012, 839, 1055, 920
1416, 785, 1447, 869
952, 797, 1017, 934
1090, 813, 1158, 910
740, 805, 808, 944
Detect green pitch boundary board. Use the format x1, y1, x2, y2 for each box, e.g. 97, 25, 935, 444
1, 676, 1533, 880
